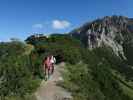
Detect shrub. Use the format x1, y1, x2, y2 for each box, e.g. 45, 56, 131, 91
0, 41, 40, 99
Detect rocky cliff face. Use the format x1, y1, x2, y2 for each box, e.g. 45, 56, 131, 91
70, 16, 133, 59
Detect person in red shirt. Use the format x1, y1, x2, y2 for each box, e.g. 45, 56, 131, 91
43, 56, 51, 80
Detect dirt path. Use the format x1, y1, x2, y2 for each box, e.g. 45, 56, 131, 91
35, 63, 72, 100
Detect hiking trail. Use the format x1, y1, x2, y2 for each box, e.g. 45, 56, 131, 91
35, 63, 72, 100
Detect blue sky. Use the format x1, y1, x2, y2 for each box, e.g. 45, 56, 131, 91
0, 0, 133, 41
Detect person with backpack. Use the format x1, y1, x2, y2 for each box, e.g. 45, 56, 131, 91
50, 55, 56, 74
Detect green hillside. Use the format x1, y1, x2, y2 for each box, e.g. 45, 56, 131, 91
0, 33, 133, 100
26, 34, 133, 100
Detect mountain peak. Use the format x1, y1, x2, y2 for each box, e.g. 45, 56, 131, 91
70, 15, 133, 59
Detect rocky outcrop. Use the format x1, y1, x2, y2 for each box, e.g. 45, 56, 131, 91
70, 16, 133, 59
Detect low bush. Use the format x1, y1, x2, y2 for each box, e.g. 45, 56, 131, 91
0, 41, 41, 99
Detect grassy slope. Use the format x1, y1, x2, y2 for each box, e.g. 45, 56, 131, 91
111, 70, 133, 99
62, 61, 133, 100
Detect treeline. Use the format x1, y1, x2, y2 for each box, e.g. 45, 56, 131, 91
26, 34, 83, 65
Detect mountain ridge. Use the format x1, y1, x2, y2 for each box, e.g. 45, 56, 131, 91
70, 15, 133, 60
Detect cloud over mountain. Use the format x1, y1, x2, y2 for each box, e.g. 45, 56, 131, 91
52, 20, 71, 29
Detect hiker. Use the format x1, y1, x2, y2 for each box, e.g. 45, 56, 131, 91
50, 55, 56, 74
43, 56, 51, 80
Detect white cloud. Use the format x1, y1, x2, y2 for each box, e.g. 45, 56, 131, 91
32, 24, 43, 29
52, 20, 71, 29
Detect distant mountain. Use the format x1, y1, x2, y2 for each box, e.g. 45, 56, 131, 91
70, 15, 133, 64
